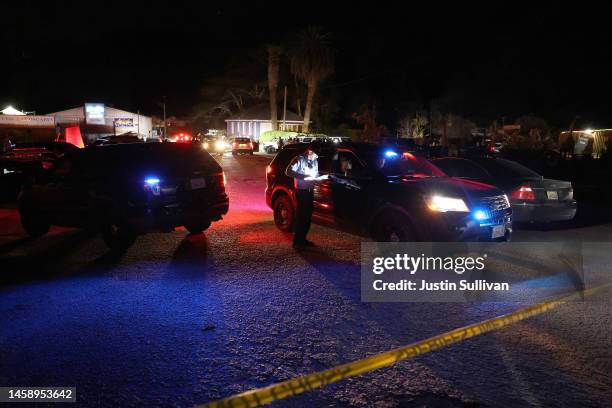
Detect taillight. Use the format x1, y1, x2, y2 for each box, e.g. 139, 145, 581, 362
266, 165, 273, 175
249, 142, 253, 149
212, 172, 226, 189
511, 185, 535, 200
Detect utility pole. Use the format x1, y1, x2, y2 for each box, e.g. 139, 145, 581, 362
282, 86, 287, 130
162, 96, 167, 140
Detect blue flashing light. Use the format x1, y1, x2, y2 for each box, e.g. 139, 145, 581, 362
384, 150, 399, 158
473, 209, 489, 221
145, 177, 160, 185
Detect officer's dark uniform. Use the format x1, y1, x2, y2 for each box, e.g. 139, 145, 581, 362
285, 149, 318, 246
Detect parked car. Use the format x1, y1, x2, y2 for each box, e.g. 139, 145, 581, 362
231, 137, 254, 155
0, 142, 78, 201
329, 136, 352, 144
432, 157, 576, 223
18, 143, 229, 250
203, 137, 230, 154
266, 142, 512, 242
93, 134, 142, 146
264, 144, 278, 154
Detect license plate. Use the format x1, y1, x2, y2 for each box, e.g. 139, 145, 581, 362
190, 177, 206, 190
491, 224, 505, 239
239, 144, 247, 148
546, 190, 558, 200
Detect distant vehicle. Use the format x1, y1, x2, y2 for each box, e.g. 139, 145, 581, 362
15, 141, 80, 157
18, 143, 229, 251
488, 142, 503, 153
0, 142, 79, 200
432, 157, 576, 223
167, 132, 194, 143
266, 142, 512, 242
264, 144, 278, 154
93, 135, 142, 146
329, 136, 352, 144
203, 138, 229, 154
232, 137, 254, 155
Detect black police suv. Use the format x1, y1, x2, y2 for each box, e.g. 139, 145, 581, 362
432, 156, 576, 223
18, 143, 229, 250
265, 143, 512, 242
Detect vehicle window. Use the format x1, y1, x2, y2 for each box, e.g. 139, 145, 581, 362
333, 151, 365, 177
366, 152, 445, 178
435, 159, 490, 179
476, 158, 540, 178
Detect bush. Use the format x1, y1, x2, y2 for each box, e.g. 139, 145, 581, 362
259, 130, 329, 144
259, 131, 299, 144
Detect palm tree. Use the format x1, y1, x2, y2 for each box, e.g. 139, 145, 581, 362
267, 46, 281, 131
289, 26, 334, 133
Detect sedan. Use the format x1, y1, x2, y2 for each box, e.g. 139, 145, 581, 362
432, 156, 576, 223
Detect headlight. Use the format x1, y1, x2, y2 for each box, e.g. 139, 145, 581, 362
215, 140, 227, 151
426, 195, 469, 212
203, 141, 209, 149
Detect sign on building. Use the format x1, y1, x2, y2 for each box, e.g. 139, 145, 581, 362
0, 115, 55, 128
84, 103, 105, 125
114, 118, 133, 128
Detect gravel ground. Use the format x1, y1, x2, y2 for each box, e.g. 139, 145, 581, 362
0, 153, 610, 407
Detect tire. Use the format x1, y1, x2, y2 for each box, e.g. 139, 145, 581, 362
232, 151, 237, 156
273, 194, 295, 232
101, 222, 136, 252
19, 204, 50, 238
372, 211, 418, 242
184, 220, 211, 234
249, 151, 254, 155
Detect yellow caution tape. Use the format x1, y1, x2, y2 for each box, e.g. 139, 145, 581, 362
198, 283, 610, 408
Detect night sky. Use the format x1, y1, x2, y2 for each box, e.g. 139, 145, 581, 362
3, 2, 611, 129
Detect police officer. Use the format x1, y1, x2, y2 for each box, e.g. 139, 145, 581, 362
286, 144, 320, 248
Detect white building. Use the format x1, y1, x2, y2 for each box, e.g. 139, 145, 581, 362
47, 104, 153, 144
225, 104, 304, 141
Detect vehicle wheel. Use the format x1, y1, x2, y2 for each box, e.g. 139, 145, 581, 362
273, 194, 295, 232
372, 211, 418, 242
184, 220, 211, 234
19, 205, 50, 238
232, 152, 237, 156
249, 151, 254, 155
102, 222, 136, 252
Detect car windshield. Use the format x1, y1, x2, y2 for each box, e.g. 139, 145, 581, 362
366, 152, 446, 178
478, 158, 541, 179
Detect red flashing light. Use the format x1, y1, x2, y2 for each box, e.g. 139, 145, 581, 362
402, 152, 416, 160
266, 165, 272, 174
511, 185, 535, 200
